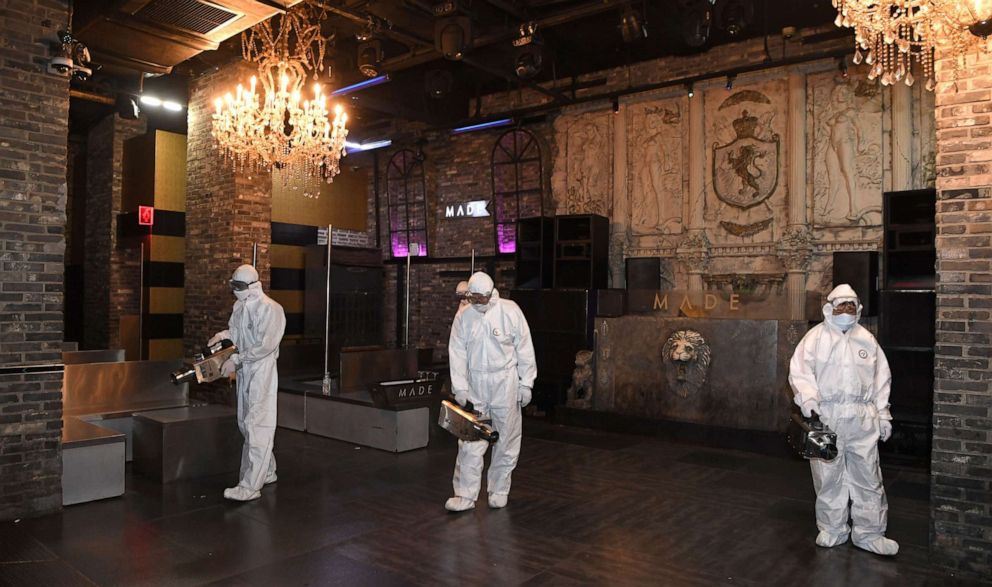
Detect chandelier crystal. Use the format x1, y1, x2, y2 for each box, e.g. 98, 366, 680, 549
211, 2, 348, 191
832, 0, 986, 90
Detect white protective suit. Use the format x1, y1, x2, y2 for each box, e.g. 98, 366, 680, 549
210, 265, 286, 500
446, 272, 536, 510
788, 284, 898, 555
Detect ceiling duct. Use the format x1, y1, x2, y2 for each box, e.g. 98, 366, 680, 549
73, 0, 301, 75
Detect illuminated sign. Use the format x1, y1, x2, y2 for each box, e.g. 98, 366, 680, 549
444, 200, 490, 218
138, 206, 154, 226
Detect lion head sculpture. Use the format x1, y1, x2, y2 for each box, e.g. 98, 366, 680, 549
662, 329, 711, 398
566, 350, 594, 409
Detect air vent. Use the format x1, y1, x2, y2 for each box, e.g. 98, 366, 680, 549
135, 0, 240, 35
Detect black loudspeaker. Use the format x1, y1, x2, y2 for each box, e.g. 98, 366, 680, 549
832, 251, 879, 316
626, 257, 662, 291
879, 290, 935, 348
515, 217, 554, 289
554, 215, 609, 289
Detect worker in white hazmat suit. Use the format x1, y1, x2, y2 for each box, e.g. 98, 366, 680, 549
788, 284, 898, 556
445, 271, 537, 512
208, 264, 286, 502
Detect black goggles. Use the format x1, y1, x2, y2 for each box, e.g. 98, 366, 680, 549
229, 279, 257, 292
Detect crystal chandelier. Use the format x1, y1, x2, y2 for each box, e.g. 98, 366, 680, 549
212, 2, 348, 189
832, 0, 990, 90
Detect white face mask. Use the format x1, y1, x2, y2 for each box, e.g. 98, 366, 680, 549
830, 312, 857, 330
472, 303, 490, 314
234, 289, 251, 302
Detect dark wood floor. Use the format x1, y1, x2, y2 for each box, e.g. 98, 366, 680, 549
0, 420, 983, 586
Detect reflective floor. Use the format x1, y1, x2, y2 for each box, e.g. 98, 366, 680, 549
0, 421, 983, 586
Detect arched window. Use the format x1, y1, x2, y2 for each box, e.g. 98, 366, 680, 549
386, 149, 428, 257
491, 129, 544, 253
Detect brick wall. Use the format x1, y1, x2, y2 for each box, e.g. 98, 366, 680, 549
185, 62, 272, 404
82, 114, 145, 351
931, 47, 992, 578
0, 0, 70, 520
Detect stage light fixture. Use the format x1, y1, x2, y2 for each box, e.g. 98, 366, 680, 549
425, 69, 454, 99
681, 0, 713, 48
717, 0, 753, 37
687, 83, 694, 98
838, 56, 849, 78
435, 16, 472, 60
612, 96, 620, 113
357, 40, 383, 78
620, 5, 647, 43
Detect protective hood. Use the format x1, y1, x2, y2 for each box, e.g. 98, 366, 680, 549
822, 283, 862, 332
456, 281, 470, 296
468, 271, 498, 313
233, 264, 259, 284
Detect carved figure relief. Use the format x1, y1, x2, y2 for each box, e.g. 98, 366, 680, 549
663, 329, 711, 398
566, 350, 594, 409
628, 99, 685, 235
810, 75, 883, 226
553, 112, 612, 217
706, 84, 787, 242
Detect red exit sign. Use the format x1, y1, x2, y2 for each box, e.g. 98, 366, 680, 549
138, 206, 154, 226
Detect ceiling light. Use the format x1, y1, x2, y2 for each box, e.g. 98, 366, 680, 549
451, 118, 513, 134
345, 139, 392, 152
612, 96, 620, 113
716, 0, 753, 37
687, 82, 694, 98
140, 95, 162, 106
514, 43, 543, 79
682, 0, 713, 48
331, 74, 390, 96
162, 101, 183, 111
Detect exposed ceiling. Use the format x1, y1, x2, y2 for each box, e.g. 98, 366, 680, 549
68, 0, 840, 138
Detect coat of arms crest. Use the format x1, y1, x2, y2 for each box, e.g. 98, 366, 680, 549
712, 110, 780, 210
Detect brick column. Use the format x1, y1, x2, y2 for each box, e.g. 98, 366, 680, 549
931, 45, 992, 578
0, 0, 70, 520
83, 114, 145, 352
185, 62, 272, 401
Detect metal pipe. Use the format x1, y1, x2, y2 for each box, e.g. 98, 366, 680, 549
252, 241, 258, 267
138, 240, 144, 361
405, 244, 414, 348
322, 225, 332, 395
471, 249, 475, 274
69, 89, 115, 105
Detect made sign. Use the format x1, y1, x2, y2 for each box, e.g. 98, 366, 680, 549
445, 200, 490, 218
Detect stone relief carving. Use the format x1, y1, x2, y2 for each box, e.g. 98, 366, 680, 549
776, 225, 815, 271
566, 350, 594, 409
706, 84, 787, 242
553, 112, 612, 217
663, 329, 711, 398
810, 75, 883, 227
627, 99, 685, 235
675, 230, 712, 273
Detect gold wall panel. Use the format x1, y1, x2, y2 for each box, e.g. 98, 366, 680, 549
270, 244, 305, 269
272, 165, 368, 230
148, 338, 184, 360
269, 289, 304, 314
148, 287, 185, 314
149, 235, 185, 263
154, 131, 187, 212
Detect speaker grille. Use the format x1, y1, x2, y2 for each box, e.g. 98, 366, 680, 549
135, 0, 240, 35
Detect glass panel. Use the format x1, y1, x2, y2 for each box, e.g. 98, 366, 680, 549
519, 161, 541, 190
497, 223, 516, 253
389, 203, 407, 231
408, 202, 426, 229
411, 231, 428, 256
390, 231, 409, 258
519, 191, 543, 218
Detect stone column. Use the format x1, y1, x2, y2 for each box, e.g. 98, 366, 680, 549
185, 62, 273, 391
891, 82, 913, 192
610, 103, 629, 288
684, 90, 708, 291
778, 70, 811, 320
